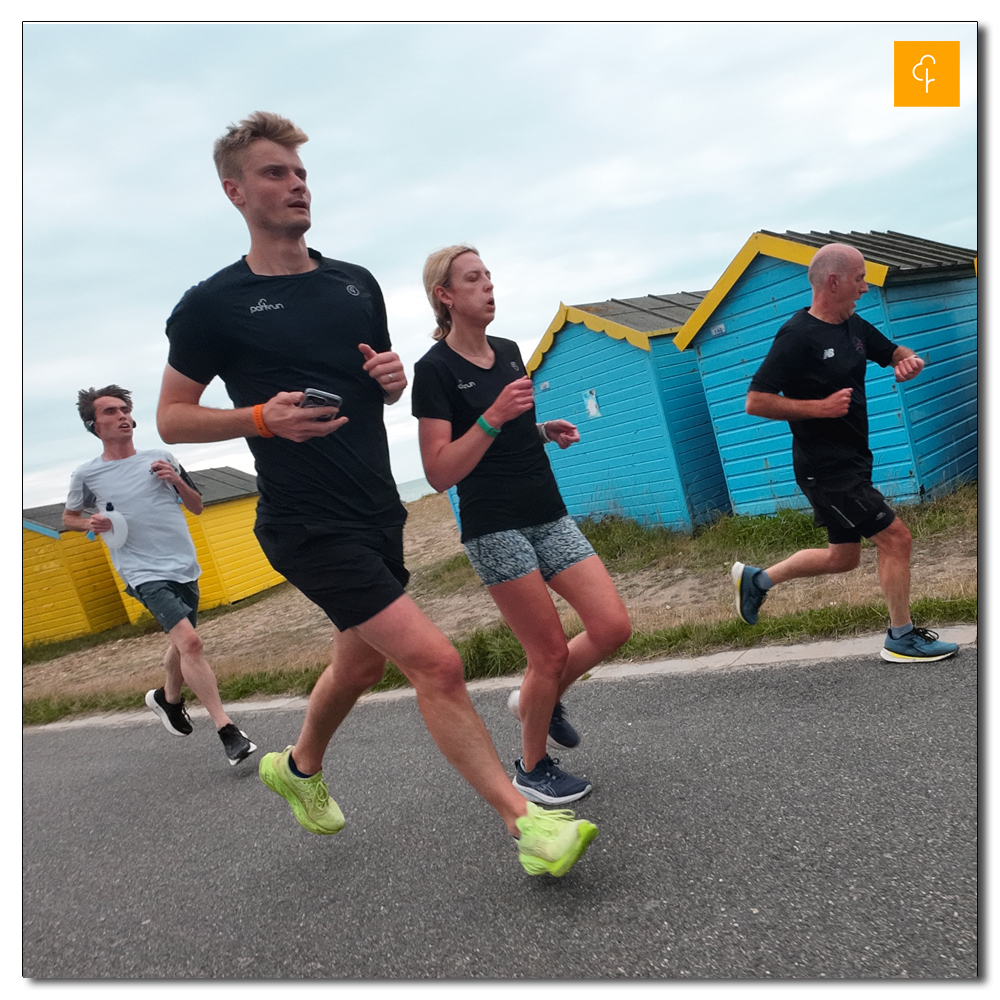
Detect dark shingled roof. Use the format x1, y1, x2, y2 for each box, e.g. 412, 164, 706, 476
188, 466, 260, 505
570, 290, 708, 334
22, 466, 259, 535
761, 229, 977, 280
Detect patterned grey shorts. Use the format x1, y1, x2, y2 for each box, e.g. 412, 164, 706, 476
463, 516, 596, 588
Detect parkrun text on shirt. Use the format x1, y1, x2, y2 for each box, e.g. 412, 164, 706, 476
894, 41, 960, 107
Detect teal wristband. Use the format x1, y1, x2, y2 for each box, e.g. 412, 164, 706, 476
476, 415, 501, 438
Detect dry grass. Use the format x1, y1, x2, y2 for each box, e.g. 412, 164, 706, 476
23, 484, 977, 724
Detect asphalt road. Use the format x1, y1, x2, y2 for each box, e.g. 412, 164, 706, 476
23, 632, 977, 980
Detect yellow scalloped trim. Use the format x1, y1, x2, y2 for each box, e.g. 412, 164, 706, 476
526, 303, 677, 374
672, 232, 890, 351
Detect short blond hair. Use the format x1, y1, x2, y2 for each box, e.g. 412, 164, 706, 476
423, 244, 479, 340
213, 111, 309, 181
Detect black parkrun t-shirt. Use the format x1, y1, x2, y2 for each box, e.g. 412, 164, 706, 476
411, 336, 566, 542
749, 308, 898, 481
165, 249, 405, 529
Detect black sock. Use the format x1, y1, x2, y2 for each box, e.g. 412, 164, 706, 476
288, 752, 313, 779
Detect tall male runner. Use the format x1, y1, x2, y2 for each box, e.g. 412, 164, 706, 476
731, 242, 959, 663
156, 112, 597, 876
64, 384, 257, 764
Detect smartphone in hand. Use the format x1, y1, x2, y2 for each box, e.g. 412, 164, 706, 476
299, 388, 343, 421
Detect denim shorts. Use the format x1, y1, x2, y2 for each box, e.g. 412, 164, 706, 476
125, 579, 199, 633
463, 516, 596, 587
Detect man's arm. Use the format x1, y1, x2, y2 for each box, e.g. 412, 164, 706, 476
746, 388, 853, 422
149, 459, 204, 515
156, 364, 348, 444
63, 508, 111, 534
891, 345, 924, 383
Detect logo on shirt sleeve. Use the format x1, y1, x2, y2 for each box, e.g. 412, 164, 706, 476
823, 348, 835, 360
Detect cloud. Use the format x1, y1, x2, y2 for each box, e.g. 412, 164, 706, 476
22, 22, 978, 508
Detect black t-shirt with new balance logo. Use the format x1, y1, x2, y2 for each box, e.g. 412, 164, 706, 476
749, 308, 898, 480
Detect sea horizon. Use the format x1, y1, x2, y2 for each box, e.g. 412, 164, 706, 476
396, 476, 436, 503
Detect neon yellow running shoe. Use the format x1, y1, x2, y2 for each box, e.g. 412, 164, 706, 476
258, 746, 345, 835
515, 802, 598, 877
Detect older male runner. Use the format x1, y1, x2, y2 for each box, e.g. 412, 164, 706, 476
64, 384, 257, 764
731, 243, 959, 663
155, 111, 597, 877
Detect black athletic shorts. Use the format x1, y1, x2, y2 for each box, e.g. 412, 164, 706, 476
797, 474, 896, 544
254, 521, 410, 631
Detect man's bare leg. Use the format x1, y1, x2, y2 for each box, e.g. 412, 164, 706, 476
261, 593, 599, 873
164, 618, 232, 729
289, 628, 388, 775
764, 541, 862, 585
351, 595, 530, 836
868, 518, 913, 628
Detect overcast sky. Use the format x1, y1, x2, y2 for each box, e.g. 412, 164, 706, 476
22, 20, 978, 508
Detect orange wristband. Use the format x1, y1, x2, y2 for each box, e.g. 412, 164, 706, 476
252, 404, 274, 438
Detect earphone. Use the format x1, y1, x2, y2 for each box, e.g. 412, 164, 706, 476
85, 418, 136, 436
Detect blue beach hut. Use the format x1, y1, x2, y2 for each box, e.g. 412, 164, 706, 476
525, 291, 731, 532
672, 230, 978, 516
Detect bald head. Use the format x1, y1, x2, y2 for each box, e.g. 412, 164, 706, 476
806, 242, 870, 324
807, 243, 865, 290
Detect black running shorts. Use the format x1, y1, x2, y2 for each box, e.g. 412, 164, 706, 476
254, 522, 410, 631
797, 475, 896, 544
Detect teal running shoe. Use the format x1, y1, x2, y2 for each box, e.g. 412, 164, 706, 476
731, 562, 767, 625
881, 627, 959, 663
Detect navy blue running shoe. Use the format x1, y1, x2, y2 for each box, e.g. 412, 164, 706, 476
731, 562, 767, 625
507, 690, 581, 750
547, 701, 580, 750
513, 755, 592, 806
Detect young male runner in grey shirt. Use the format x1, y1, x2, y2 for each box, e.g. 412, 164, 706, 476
64, 384, 257, 765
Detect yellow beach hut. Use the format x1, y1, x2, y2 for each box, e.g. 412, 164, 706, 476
22, 466, 283, 645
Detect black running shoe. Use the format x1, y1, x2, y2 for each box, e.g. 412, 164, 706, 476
145, 687, 193, 736
218, 724, 257, 766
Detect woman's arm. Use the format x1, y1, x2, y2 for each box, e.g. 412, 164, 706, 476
418, 377, 536, 492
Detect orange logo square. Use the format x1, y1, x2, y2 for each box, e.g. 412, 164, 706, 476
894, 41, 960, 107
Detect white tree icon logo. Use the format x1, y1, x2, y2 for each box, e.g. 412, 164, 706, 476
912, 54, 936, 94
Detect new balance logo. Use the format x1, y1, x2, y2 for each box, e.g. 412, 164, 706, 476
249, 298, 285, 314
823, 348, 835, 359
